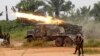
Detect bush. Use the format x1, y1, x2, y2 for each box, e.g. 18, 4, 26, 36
0, 20, 33, 40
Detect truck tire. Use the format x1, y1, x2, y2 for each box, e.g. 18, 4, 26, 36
27, 36, 33, 42
55, 37, 63, 47
64, 37, 73, 46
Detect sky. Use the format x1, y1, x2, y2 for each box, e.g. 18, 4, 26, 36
0, 0, 100, 20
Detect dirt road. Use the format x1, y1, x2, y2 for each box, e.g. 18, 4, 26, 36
0, 47, 100, 56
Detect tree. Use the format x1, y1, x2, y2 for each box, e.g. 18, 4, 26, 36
80, 6, 90, 17
69, 6, 91, 22
16, 0, 74, 18
74, 6, 91, 17
16, 0, 44, 12
91, 1, 100, 21
43, 0, 74, 17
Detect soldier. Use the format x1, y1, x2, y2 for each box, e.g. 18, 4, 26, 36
6, 33, 10, 45
3, 33, 6, 40
3, 33, 10, 45
73, 34, 84, 56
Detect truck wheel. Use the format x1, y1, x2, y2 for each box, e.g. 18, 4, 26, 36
64, 37, 73, 46
27, 36, 33, 42
55, 37, 63, 47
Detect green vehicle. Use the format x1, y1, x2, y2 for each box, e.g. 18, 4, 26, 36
25, 23, 82, 47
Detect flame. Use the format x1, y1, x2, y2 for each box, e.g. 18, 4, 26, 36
15, 12, 64, 24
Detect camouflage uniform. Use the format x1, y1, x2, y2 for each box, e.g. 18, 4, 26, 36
74, 34, 84, 56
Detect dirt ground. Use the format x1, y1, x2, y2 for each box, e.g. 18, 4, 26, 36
0, 47, 100, 56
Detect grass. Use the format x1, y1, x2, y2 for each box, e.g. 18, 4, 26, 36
84, 39, 100, 47
0, 20, 33, 41
10, 28, 27, 40
84, 48, 100, 54
10, 26, 33, 41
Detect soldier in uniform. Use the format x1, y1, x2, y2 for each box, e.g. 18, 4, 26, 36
73, 34, 84, 56
6, 33, 10, 45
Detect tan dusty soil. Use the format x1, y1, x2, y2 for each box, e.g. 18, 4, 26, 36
0, 47, 100, 56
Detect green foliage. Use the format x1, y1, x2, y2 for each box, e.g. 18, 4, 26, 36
16, 0, 100, 22
80, 6, 90, 16
0, 20, 33, 40
69, 6, 91, 21
16, 0, 44, 12
0, 20, 22, 32
91, 1, 100, 21
84, 39, 100, 47
10, 26, 32, 40
16, 0, 74, 17
44, 0, 74, 17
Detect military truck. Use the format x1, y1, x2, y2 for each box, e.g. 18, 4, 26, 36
25, 23, 82, 47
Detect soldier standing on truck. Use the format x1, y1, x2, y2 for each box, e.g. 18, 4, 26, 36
73, 34, 84, 56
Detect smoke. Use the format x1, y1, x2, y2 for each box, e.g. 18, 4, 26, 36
83, 21, 100, 38
66, 17, 100, 38
15, 12, 64, 24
